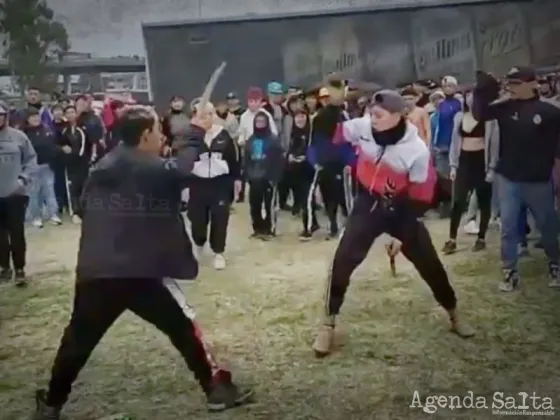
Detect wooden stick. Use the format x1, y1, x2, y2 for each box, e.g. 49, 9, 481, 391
390, 255, 396, 277
198, 61, 227, 111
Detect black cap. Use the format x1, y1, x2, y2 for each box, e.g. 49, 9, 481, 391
226, 92, 237, 99
506, 66, 536, 83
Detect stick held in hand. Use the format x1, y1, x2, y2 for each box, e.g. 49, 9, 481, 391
390, 255, 397, 277
198, 61, 227, 111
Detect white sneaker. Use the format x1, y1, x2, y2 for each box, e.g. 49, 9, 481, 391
49, 216, 62, 226
213, 254, 226, 270
71, 214, 81, 224
463, 220, 479, 235
31, 219, 43, 228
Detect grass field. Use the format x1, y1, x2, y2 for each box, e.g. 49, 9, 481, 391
0, 208, 559, 420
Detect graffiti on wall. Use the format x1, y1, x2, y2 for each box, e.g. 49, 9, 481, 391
473, 4, 530, 76
411, 8, 477, 81
144, 0, 560, 106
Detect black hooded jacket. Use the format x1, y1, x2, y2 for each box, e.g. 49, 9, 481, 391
244, 111, 284, 183
288, 114, 311, 159
75, 127, 202, 281
23, 125, 57, 166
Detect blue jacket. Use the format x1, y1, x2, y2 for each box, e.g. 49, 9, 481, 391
307, 105, 355, 167
430, 111, 439, 151
434, 97, 461, 151
18, 106, 52, 128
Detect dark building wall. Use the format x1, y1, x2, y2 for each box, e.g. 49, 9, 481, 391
46, 0, 499, 56
143, 0, 560, 108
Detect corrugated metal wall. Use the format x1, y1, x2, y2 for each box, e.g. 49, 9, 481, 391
143, 0, 560, 108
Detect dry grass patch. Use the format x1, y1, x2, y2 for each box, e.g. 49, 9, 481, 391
0, 210, 559, 419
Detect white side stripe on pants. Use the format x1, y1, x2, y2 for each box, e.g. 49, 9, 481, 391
306, 169, 320, 231
270, 186, 278, 235
342, 170, 354, 214
162, 277, 196, 319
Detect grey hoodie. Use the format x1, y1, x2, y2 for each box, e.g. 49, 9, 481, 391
0, 126, 37, 198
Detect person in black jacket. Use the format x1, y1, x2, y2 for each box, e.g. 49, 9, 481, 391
473, 66, 560, 291
22, 108, 62, 228
32, 107, 253, 420
50, 105, 69, 215
285, 109, 317, 237
187, 101, 241, 270
244, 111, 284, 238
306, 88, 350, 239
105, 100, 126, 152
57, 105, 93, 224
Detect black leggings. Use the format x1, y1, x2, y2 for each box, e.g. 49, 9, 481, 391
449, 150, 492, 240
325, 189, 457, 316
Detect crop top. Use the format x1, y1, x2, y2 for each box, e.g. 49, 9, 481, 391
459, 117, 485, 138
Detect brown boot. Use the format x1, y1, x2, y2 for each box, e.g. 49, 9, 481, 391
312, 324, 335, 357
448, 308, 475, 338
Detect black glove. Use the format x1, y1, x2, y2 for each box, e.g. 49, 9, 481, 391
475, 70, 500, 100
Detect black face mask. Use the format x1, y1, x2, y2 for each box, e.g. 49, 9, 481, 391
371, 117, 407, 147
254, 125, 269, 136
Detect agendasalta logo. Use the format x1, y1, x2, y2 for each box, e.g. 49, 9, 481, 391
410, 391, 555, 416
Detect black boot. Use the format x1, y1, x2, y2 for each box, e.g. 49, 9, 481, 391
0, 267, 12, 283
206, 380, 254, 412
15, 269, 27, 288
33, 390, 61, 420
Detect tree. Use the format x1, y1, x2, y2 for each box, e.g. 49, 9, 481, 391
0, 0, 70, 92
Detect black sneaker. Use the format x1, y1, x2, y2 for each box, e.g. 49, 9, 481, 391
499, 269, 520, 292
33, 389, 61, 420
472, 239, 486, 252
299, 230, 312, 241
15, 269, 27, 288
0, 267, 12, 283
206, 381, 254, 412
326, 227, 339, 241
442, 240, 457, 255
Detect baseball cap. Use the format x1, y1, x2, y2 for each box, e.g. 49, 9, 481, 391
0, 100, 8, 114
441, 75, 458, 86
371, 90, 407, 113
318, 87, 329, 98
506, 66, 536, 83
267, 81, 284, 95
247, 86, 264, 100
226, 92, 238, 99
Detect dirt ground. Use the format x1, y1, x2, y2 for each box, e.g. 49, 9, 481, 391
0, 206, 559, 420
